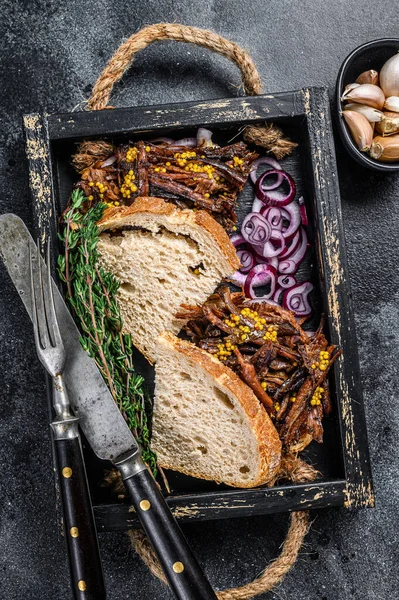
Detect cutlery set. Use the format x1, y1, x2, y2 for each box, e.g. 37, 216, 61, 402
0, 213, 217, 599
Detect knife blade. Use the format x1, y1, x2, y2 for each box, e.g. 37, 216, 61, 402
0, 213, 137, 462
0, 213, 217, 600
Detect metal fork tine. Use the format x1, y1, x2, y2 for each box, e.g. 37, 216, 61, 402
29, 242, 42, 350
35, 241, 51, 350
45, 242, 62, 347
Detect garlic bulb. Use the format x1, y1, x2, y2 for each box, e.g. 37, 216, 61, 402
341, 84, 385, 110
343, 103, 383, 122
343, 111, 374, 151
370, 134, 399, 161
356, 70, 379, 85
379, 52, 399, 97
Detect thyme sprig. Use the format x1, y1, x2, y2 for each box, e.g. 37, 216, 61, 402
58, 189, 157, 475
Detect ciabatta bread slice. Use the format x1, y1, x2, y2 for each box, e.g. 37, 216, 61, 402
151, 332, 282, 488
97, 198, 240, 363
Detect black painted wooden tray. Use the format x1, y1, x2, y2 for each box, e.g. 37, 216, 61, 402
24, 87, 374, 532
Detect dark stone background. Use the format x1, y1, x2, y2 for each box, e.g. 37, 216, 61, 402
0, 2, 398, 598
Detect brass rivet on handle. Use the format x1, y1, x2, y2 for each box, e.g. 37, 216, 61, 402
140, 500, 151, 511
77, 580, 87, 591
173, 562, 185, 573
70, 527, 79, 538
62, 467, 72, 478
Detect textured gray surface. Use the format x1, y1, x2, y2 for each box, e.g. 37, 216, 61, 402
0, 1, 398, 599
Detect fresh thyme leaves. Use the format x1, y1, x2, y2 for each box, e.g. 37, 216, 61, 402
58, 189, 157, 475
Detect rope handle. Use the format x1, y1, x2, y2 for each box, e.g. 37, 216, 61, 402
88, 23, 262, 110
86, 23, 297, 158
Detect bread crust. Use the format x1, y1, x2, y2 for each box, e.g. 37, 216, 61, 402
97, 197, 240, 271
154, 332, 282, 488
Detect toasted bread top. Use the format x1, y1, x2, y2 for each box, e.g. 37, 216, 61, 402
97, 197, 240, 271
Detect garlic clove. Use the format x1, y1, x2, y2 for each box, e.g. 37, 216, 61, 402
384, 96, 399, 113
370, 135, 399, 162
379, 52, 399, 97
356, 69, 379, 86
341, 84, 385, 110
375, 112, 399, 136
343, 82, 360, 94
343, 103, 383, 122
343, 110, 374, 151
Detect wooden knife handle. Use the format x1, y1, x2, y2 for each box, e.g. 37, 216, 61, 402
55, 433, 106, 599
124, 467, 217, 600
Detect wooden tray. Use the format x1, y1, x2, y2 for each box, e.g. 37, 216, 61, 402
24, 87, 374, 532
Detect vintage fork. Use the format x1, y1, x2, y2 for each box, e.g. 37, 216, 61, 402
30, 242, 106, 600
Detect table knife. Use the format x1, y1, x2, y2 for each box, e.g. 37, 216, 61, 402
0, 215, 106, 599
0, 213, 217, 600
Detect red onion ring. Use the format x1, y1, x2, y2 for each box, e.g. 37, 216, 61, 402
280, 203, 301, 240
256, 257, 279, 272
298, 196, 309, 226
279, 229, 301, 259
244, 264, 277, 300
252, 197, 264, 213
237, 248, 256, 273
230, 271, 247, 286
241, 213, 272, 250
255, 169, 296, 207
278, 228, 308, 273
273, 287, 284, 303
230, 233, 246, 247
278, 274, 297, 289
283, 282, 313, 317
260, 230, 286, 258
260, 206, 284, 230
250, 157, 284, 187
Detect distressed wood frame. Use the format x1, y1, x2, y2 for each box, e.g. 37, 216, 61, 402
24, 87, 374, 532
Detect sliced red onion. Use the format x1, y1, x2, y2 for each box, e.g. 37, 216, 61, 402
197, 128, 213, 147
298, 196, 309, 226
260, 230, 286, 258
237, 248, 256, 273
260, 206, 283, 230
230, 270, 247, 286
241, 213, 272, 249
256, 169, 296, 207
250, 157, 284, 186
252, 197, 264, 213
280, 203, 301, 239
230, 233, 246, 247
273, 287, 284, 303
283, 282, 313, 317
244, 264, 277, 299
279, 229, 301, 259
278, 274, 297, 289
149, 137, 174, 144
100, 155, 117, 167
173, 137, 197, 147
278, 228, 308, 273
256, 255, 279, 270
